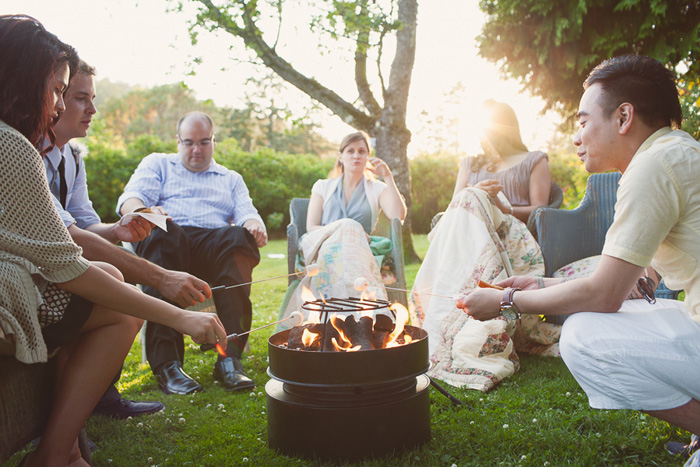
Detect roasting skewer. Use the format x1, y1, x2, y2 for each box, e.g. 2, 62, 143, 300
208, 264, 320, 293
200, 311, 303, 352
353, 277, 503, 300
353, 277, 455, 299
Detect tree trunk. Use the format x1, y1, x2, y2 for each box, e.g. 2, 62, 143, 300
374, 123, 419, 263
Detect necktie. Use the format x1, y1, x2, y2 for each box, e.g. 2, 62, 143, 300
57, 157, 67, 208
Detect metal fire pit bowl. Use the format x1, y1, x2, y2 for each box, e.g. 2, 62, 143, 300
266, 322, 431, 460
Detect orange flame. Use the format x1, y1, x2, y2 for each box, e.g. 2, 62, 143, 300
331, 337, 361, 352
329, 315, 357, 351
301, 285, 320, 308
215, 343, 227, 357
300, 285, 326, 324
301, 328, 319, 347
385, 303, 409, 348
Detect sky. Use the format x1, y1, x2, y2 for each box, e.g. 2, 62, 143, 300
12, 0, 562, 156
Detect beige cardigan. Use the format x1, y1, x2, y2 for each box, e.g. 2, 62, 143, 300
0, 121, 90, 363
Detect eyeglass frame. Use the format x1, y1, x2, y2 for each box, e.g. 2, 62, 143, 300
177, 134, 215, 148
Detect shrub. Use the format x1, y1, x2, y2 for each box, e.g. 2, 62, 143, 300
409, 153, 460, 233
548, 151, 589, 209
83, 142, 141, 223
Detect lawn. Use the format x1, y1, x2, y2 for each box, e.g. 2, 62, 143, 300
7, 236, 687, 466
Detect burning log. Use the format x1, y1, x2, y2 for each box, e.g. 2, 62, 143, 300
288, 323, 339, 351
334, 315, 375, 351
373, 314, 395, 333
371, 314, 395, 348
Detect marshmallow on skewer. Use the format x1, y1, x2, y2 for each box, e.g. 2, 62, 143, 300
289, 310, 303, 327
305, 264, 320, 277
354, 277, 369, 291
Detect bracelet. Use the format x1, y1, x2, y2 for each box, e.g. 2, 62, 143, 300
509, 205, 514, 215
535, 277, 545, 289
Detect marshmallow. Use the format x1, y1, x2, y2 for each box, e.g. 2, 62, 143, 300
289, 311, 303, 327
354, 277, 369, 291
305, 264, 320, 277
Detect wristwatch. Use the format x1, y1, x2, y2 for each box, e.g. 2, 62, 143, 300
499, 287, 522, 320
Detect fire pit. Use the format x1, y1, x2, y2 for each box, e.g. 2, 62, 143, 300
266, 296, 431, 460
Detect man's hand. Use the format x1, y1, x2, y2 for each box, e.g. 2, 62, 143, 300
158, 270, 212, 309
243, 219, 268, 247
145, 205, 169, 217
496, 276, 539, 291
114, 215, 154, 243
455, 287, 503, 321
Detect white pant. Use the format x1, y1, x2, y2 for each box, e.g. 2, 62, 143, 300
560, 299, 700, 411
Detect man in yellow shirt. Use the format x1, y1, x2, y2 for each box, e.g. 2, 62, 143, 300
457, 55, 700, 465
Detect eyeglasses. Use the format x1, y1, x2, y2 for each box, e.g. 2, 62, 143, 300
178, 136, 213, 148
636, 272, 656, 304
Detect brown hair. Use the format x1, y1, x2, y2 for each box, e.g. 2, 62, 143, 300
328, 131, 373, 178
0, 15, 79, 151
470, 100, 529, 173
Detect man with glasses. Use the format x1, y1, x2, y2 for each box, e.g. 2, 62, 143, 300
118, 111, 267, 395
457, 55, 700, 466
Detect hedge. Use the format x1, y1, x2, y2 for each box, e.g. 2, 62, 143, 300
82, 139, 586, 235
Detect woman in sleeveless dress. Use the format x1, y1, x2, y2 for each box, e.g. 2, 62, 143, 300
410, 100, 560, 391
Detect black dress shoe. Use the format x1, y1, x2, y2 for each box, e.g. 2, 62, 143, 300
156, 361, 203, 395
214, 356, 255, 391
92, 397, 165, 419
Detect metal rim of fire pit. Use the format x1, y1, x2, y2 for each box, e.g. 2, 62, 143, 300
268, 325, 429, 385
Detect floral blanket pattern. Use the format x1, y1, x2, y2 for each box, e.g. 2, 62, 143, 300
277, 218, 388, 330
410, 187, 561, 392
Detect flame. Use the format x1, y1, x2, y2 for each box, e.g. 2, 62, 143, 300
215, 343, 227, 357
301, 328, 319, 347
360, 287, 378, 302
385, 303, 409, 348
300, 285, 326, 324
329, 316, 355, 351
404, 335, 413, 344
331, 337, 361, 352
301, 285, 320, 308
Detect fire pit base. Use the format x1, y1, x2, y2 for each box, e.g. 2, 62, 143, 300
266, 374, 430, 460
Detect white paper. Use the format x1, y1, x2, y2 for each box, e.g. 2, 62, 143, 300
120, 212, 168, 232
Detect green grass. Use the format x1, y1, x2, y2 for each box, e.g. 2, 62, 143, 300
7, 236, 687, 466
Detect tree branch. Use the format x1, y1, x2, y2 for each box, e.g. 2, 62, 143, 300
197, 0, 375, 130
384, 0, 417, 122
354, 3, 382, 117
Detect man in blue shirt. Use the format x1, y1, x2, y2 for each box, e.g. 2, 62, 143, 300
118, 111, 267, 395
46, 61, 215, 417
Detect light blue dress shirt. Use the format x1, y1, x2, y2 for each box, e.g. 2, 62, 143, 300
43, 142, 101, 229
117, 153, 264, 230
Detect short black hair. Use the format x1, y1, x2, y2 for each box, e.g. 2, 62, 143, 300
584, 54, 682, 129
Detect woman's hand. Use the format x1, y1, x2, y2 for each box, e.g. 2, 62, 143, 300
454, 288, 503, 321
173, 310, 228, 350
474, 179, 504, 199
368, 157, 393, 179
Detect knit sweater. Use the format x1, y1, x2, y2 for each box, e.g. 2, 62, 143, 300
0, 120, 90, 363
